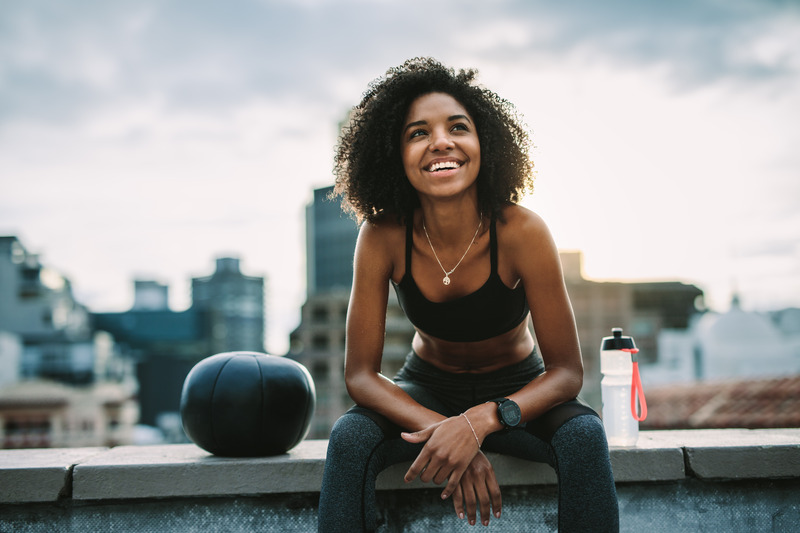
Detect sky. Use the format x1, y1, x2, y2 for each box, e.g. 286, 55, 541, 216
1, 0, 799, 354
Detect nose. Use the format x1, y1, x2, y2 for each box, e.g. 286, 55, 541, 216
429, 127, 454, 152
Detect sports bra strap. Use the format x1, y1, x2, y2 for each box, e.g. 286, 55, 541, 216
405, 217, 414, 270
489, 217, 498, 274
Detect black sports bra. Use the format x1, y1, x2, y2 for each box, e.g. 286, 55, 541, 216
391, 217, 530, 342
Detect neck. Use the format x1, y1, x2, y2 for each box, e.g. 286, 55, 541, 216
417, 198, 483, 245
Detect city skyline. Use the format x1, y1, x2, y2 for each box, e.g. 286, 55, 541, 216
2, 1, 798, 353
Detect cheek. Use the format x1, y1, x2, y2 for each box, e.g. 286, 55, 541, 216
401, 145, 419, 171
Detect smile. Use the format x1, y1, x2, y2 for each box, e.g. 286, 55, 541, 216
425, 160, 463, 172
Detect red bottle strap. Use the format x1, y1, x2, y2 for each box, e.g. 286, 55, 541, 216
622, 348, 647, 421
630, 362, 648, 421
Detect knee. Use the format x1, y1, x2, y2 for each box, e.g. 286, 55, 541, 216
327, 412, 383, 456
552, 414, 608, 455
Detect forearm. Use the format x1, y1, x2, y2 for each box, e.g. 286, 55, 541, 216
345, 370, 446, 432
464, 365, 582, 443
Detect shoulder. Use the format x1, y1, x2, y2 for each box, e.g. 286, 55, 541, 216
495, 204, 561, 278
354, 214, 407, 273
358, 214, 406, 247
495, 204, 552, 246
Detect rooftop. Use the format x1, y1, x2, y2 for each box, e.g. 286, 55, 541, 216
1, 429, 799, 532
643, 374, 800, 430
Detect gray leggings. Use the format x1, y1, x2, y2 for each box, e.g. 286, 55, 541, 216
318, 352, 619, 532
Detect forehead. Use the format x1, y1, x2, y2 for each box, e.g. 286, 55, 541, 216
404, 92, 471, 123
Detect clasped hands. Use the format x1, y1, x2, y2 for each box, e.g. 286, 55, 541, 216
401, 414, 502, 527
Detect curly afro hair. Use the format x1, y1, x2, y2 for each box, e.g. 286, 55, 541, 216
332, 57, 534, 223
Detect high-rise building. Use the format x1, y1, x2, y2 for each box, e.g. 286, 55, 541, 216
305, 186, 358, 294
192, 257, 265, 354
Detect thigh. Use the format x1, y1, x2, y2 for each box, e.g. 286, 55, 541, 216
525, 399, 599, 445
480, 400, 600, 465
481, 426, 553, 466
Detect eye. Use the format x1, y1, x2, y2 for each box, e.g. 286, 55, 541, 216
451, 123, 469, 132
409, 128, 427, 139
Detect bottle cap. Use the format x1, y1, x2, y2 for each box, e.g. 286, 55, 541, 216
601, 327, 637, 351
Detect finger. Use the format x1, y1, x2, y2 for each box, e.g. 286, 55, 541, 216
476, 480, 492, 527
400, 428, 430, 443
487, 471, 503, 519
419, 462, 440, 483
404, 453, 429, 482
463, 482, 478, 526
433, 463, 452, 486
440, 465, 467, 499
450, 484, 465, 519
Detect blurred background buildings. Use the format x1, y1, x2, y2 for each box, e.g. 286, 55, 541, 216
1, 185, 799, 447
1, 242, 265, 448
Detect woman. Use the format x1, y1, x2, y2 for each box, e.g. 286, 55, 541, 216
318, 58, 618, 532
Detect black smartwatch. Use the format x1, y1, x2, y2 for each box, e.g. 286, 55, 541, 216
491, 398, 522, 429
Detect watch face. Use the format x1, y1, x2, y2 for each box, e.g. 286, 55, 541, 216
500, 401, 521, 427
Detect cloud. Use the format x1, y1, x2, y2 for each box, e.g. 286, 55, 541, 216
506, 0, 800, 91
1, 0, 799, 348
2, 0, 797, 129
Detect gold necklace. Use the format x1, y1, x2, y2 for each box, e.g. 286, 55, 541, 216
422, 216, 482, 286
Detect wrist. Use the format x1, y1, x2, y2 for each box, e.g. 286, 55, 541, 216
465, 402, 504, 442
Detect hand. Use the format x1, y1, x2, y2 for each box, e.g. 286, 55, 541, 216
401, 415, 481, 499
452, 452, 502, 527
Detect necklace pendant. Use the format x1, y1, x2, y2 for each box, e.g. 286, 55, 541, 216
442, 275, 451, 286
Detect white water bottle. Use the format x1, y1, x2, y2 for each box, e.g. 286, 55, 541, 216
600, 328, 643, 446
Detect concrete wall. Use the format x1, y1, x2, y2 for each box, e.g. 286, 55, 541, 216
1, 429, 799, 532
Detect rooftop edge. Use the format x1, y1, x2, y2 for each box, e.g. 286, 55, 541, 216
1, 429, 798, 504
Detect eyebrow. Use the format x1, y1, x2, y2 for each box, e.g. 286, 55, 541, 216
403, 114, 473, 133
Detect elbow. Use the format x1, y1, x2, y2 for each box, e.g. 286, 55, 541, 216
566, 369, 583, 399
553, 365, 583, 400
343, 366, 370, 404
343, 367, 358, 399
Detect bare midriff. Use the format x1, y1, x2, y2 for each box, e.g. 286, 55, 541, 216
411, 316, 535, 374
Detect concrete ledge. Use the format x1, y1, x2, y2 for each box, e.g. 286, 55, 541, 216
0, 447, 106, 503
1, 429, 799, 504
73, 440, 329, 500
636, 429, 800, 480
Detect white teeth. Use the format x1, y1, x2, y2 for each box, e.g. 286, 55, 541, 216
428, 161, 461, 172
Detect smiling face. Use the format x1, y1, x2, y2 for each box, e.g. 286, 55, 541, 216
400, 92, 481, 202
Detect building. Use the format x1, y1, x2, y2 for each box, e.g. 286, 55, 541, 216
94, 257, 266, 435
0, 236, 137, 449
642, 296, 799, 388
92, 285, 208, 431
0, 380, 138, 449
561, 251, 704, 409
192, 257, 265, 354
306, 186, 358, 294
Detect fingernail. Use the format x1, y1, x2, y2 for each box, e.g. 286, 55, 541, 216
495, 511, 501, 518
469, 519, 475, 525
459, 512, 465, 520
441, 493, 448, 500
483, 519, 489, 526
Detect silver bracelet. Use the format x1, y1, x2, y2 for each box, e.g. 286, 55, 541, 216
461, 413, 481, 449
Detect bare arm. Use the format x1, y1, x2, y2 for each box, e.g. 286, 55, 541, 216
344, 220, 444, 431
461, 207, 584, 441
